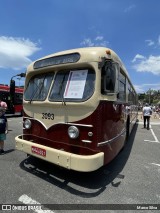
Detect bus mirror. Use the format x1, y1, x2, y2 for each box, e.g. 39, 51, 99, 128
101, 62, 116, 94
117, 92, 120, 99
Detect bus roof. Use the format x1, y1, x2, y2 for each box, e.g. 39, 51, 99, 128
28, 47, 128, 73
27, 47, 136, 92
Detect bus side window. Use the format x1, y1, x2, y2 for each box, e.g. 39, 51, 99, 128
101, 61, 117, 94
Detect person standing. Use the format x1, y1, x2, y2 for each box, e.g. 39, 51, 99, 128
142, 103, 152, 130
0, 107, 8, 154
0, 99, 7, 112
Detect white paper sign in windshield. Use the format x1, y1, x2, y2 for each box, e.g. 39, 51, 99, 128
64, 70, 88, 99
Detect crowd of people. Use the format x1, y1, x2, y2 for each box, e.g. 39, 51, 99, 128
151, 105, 160, 119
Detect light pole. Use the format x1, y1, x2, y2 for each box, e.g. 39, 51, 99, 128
10, 73, 26, 113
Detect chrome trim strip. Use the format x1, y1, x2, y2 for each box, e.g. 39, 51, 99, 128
23, 117, 93, 130
97, 128, 126, 147
82, 140, 92, 143
64, 123, 93, 128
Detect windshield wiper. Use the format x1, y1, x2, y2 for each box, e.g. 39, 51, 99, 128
28, 82, 39, 104
29, 77, 46, 104
62, 95, 66, 105
60, 73, 67, 106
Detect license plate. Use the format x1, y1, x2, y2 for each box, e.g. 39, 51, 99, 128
31, 146, 46, 157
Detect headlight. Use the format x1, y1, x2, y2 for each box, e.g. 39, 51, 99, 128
68, 126, 79, 139
24, 119, 31, 129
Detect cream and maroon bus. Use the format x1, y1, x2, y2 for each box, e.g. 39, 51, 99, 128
15, 47, 138, 172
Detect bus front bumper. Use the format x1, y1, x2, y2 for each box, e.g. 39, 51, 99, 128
15, 135, 104, 172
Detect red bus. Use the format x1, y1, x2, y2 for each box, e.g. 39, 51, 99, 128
0, 84, 23, 115
15, 47, 138, 172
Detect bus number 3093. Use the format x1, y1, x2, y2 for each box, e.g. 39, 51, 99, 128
42, 113, 54, 120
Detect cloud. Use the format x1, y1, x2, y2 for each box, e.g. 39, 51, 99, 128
95, 36, 103, 41
124, 4, 136, 13
134, 83, 160, 93
80, 36, 109, 47
80, 38, 94, 47
145, 35, 160, 48
132, 54, 145, 62
134, 85, 145, 93
145, 39, 155, 47
132, 54, 160, 75
0, 36, 41, 70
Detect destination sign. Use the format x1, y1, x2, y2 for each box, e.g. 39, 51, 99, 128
33, 53, 80, 69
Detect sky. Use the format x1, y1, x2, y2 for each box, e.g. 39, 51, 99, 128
0, 0, 160, 93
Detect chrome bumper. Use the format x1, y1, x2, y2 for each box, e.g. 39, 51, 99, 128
15, 135, 104, 172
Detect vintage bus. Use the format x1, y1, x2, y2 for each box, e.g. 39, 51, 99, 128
0, 84, 23, 116
15, 47, 138, 172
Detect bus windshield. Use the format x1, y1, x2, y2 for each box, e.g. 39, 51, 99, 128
49, 69, 95, 102
24, 69, 95, 102
24, 73, 54, 101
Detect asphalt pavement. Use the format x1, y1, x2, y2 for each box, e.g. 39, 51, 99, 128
0, 116, 160, 213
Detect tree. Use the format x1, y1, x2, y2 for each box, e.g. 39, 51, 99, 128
138, 89, 160, 105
